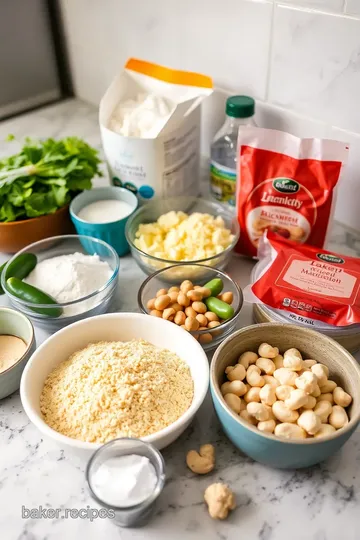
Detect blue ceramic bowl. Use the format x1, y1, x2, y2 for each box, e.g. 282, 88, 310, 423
0, 307, 36, 399
70, 187, 138, 256
211, 323, 360, 469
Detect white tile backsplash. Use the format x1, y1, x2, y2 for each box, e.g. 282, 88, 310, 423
269, 5, 360, 133
346, 0, 360, 15
329, 127, 360, 231
59, 0, 360, 231
279, 0, 345, 13
61, 0, 273, 104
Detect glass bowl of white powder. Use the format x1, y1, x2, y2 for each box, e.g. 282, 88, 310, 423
86, 438, 166, 527
2, 235, 119, 331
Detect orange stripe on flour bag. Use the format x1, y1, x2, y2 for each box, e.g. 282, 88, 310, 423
125, 58, 212, 88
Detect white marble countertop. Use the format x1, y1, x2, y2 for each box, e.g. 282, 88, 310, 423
1, 100, 360, 540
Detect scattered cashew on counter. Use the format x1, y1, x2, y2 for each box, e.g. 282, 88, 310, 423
220, 342, 353, 440
204, 483, 236, 520
186, 444, 215, 474
186, 446, 236, 520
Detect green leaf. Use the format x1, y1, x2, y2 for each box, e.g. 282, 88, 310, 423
0, 200, 16, 221
7, 183, 32, 206
24, 192, 58, 218
51, 184, 69, 207
0, 136, 101, 222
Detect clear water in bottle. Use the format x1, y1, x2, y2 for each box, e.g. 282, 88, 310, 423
210, 96, 256, 208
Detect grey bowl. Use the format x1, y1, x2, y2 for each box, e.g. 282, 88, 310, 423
0, 307, 36, 399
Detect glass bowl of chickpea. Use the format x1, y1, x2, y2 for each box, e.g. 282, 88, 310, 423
138, 264, 243, 351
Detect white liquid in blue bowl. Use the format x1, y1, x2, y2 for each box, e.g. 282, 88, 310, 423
78, 200, 133, 224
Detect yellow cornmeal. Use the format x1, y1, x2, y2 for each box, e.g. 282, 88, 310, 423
0, 335, 27, 373
40, 339, 194, 443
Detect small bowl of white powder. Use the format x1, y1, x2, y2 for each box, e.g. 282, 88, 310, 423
86, 438, 166, 527
2, 235, 119, 331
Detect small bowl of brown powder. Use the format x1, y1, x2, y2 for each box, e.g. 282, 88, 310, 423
0, 307, 36, 399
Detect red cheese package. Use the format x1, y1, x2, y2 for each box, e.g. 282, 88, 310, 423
245, 232, 360, 327
235, 127, 349, 257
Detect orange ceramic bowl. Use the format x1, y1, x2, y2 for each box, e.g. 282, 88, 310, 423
0, 205, 74, 253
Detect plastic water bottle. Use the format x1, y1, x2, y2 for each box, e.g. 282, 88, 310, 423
210, 96, 256, 208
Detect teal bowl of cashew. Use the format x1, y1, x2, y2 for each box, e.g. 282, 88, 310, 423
210, 323, 360, 469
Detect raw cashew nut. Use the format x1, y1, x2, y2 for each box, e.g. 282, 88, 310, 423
225, 364, 246, 382
264, 404, 276, 421
311, 364, 328, 387
329, 405, 349, 429
263, 375, 279, 388
238, 351, 258, 369
257, 419, 276, 433
314, 401, 332, 423
246, 365, 265, 387
274, 423, 307, 440
272, 401, 299, 423
247, 402, 270, 422
311, 385, 321, 398
258, 343, 279, 359
333, 387, 352, 408
240, 399, 247, 411
186, 444, 215, 474
204, 483, 236, 520
301, 395, 317, 409
283, 356, 304, 372
223, 393, 242, 414
274, 368, 298, 387
303, 359, 317, 369
244, 387, 261, 403
314, 424, 336, 438
221, 380, 247, 397
275, 385, 294, 401
283, 350, 304, 372
256, 358, 276, 375
284, 348, 302, 360
259, 384, 277, 406
297, 410, 321, 435
317, 393, 334, 404
274, 355, 284, 369
221, 381, 231, 395
240, 410, 258, 425
284, 389, 309, 410
295, 371, 318, 394
320, 380, 337, 394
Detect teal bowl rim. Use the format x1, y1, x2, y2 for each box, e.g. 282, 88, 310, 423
211, 322, 360, 445
1, 235, 120, 309
0, 307, 35, 376
69, 186, 138, 226
125, 196, 240, 266
137, 263, 243, 337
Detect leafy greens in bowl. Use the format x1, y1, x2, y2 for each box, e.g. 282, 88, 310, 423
0, 136, 102, 222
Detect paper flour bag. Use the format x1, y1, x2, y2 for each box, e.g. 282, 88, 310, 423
100, 58, 213, 202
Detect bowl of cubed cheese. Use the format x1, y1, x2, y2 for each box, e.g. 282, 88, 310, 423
125, 197, 240, 278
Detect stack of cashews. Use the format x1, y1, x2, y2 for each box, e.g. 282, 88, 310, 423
220, 343, 353, 440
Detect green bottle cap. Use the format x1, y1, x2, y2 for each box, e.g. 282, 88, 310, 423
226, 95, 255, 118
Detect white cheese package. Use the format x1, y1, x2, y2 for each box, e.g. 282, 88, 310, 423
100, 58, 213, 202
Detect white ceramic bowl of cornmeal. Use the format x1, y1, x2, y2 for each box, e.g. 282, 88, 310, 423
20, 312, 209, 455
